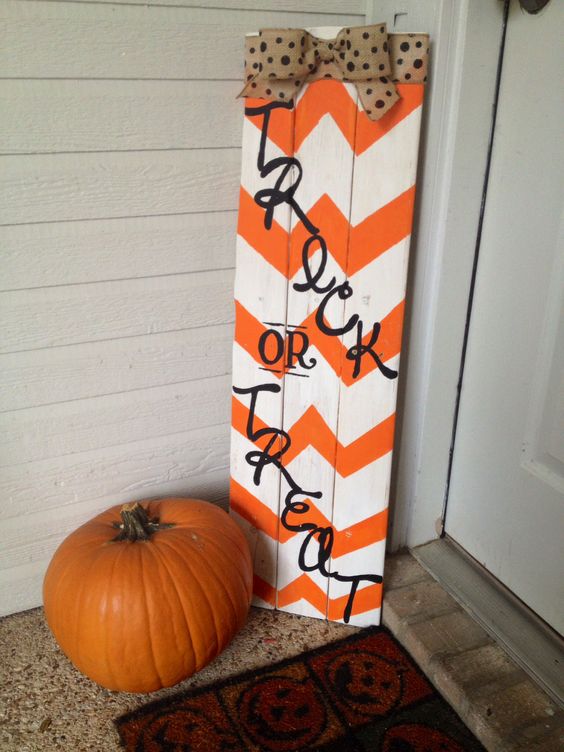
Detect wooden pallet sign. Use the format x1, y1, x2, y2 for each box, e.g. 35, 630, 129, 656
230, 25, 428, 625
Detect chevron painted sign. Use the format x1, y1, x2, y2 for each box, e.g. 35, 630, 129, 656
230, 28, 427, 626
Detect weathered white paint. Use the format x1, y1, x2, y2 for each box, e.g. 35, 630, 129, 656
231, 12, 428, 625
0, 0, 367, 616
277, 82, 358, 620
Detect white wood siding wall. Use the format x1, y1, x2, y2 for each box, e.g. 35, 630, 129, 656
0, 0, 368, 616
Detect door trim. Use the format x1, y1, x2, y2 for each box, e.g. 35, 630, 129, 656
388, 0, 508, 549
413, 538, 564, 705
441, 0, 510, 528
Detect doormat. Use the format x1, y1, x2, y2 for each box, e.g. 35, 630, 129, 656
116, 626, 485, 751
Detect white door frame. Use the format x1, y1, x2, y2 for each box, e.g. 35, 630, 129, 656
375, 0, 509, 550
368, 0, 564, 702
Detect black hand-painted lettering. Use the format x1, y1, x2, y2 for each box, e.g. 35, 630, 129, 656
286, 330, 316, 370
293, 235, 335, 294
234, 383, 382, 624
346, 320, 399, 380
245, 100, 397, 381
238, 99, 399, 623
258, 329, 285, 366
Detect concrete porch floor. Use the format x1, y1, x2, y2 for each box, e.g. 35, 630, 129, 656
0, 552, 561, 751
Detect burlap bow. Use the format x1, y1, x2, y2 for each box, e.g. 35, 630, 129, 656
239, 24, 429, 120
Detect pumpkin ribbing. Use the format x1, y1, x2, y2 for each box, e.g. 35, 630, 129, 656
43, 498, 253, 693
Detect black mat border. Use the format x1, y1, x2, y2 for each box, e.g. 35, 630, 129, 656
115, 624, 450, 735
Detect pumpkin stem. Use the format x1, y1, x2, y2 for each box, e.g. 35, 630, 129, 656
113, 502, 174, 542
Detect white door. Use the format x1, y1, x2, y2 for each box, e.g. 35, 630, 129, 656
444, 0, 564, 635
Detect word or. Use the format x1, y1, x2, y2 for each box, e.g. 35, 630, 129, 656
259, 322, 316, 377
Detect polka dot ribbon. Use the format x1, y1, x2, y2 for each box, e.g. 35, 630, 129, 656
239, 24, 429, 120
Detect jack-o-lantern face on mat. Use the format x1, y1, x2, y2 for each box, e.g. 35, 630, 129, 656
325, 650, 403, 716
236, 675, 327, 751
122, 702, 240, 752
116, 629, 486, 752
383, 722, 466, 752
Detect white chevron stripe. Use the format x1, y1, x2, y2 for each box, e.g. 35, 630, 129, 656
281, 346, 341, 429
276, 535, 330, 593
338, 606, 381, 627
346, 236, 410, 324
282, 445, 336, 518
333, 452, 393, 528
234, 236, 288, 323
233, 331, 400, 443
328, 538, 385, 626
230, 509, 276, 602
290, 114, 356, 227
278, 597, 326, 620
336, 359, 399, 445
231, 345, 283, 428
231, 429, 279, 505
350, 106, 422, 225
329, 540, 386, 592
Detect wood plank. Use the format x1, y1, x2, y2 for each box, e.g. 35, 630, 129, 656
0, 373, 231, 467
0, 212, 236, 291
0, 149, 240, 225
0, 80, 243, 154
0, 421, 230, 522
0, 269, 234, 353
1, 2, 362, 79
0, 323, 233, 411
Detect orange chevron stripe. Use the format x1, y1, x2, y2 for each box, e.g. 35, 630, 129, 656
331, 510, 388, 558
336, 413, 395, 477
253, 574, 276, 605
234, 298, 405, 385
230, 478, 280, 541
289, 193, 349, 278
244, 96, 294, 157
239, 186, 415, 281
349, 186, 416, 276
237, 187, 289, 277
355, 83, 424, 155
282, 404, 337, 467
327, 583, 382, 620
277, 573, 328, 613
232, 395, 394, 478
282, 405, 395, 477
255, 573, 383, 618
231, 393, 273, 448
302, 300, 405, 386
294, 81, 357, 153
249, 82, 423, 157
231, 478, 388, 556
234, 300, 283, 376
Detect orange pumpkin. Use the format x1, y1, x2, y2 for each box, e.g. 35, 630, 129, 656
43, 498, 253, 693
